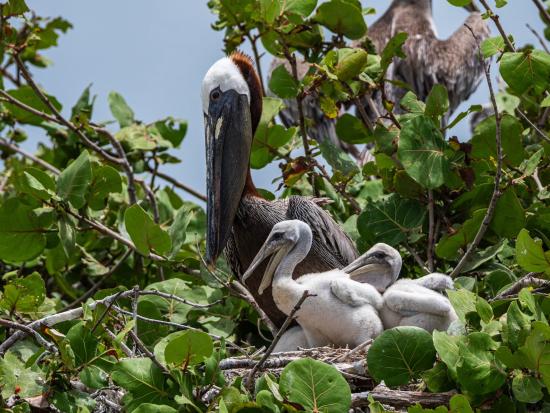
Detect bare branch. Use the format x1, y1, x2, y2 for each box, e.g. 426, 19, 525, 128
128, 330, 171, 376
451, 26, 503, 278
478, 0, 516, 52
352, 384, 455, 409
526, 23, 550, 53
490, 273, 548, 301
531, 0, 550, 25
148, 167, 207, 202
0, 137, 61, 174
0, 319, 57, 354
516, 109, 550, 143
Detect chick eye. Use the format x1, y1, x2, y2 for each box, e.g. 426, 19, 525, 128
374, 252, 386, 259
210, 90, 221, 101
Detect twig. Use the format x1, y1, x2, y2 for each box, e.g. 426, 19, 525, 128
332, 339, 373, 362
131, 285, 139, 353
136, 178, 159, 222
246, 33, 265, 96
128, 330, 171, 376
0, 137, 60, 174
516, 109, 550, 143
148, 167, 206, 202
245, 291, 313, 390
531, 0, 550, 25
352, 385, 455, 409
94, 127, 137, 204
490, 273, 547, 301
427, 189, 435, 272
353, 97, 374, 132
403, 243, 429, 274
111, 305, 246, 354
0, 319, 57, 354
526, 23, 550, 53
314, 161, 361, 214
230, 280, 278, 337
451, 26, 503, 278
105, 328, 133, 357
478, 0, 516, 52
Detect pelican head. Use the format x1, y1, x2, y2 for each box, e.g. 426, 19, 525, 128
343, 243, 402, 292
242, 220, 312, 295
202, 52, 262, 265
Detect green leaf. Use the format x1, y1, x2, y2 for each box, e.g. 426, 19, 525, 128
471, 114, 526, 167
397, 115, 450, 189
168, 205, 193, 258
314, 0, 366, 40
111, 358, 171, 411
368, 327, 436, 387
285, 0, 317, 16
116, 124, 161, 151
504, 301, 531, 350
358, 194, 425, 245
279, 358, 351, 413
476, 297, 493, 323
516, 229, 550, 274
2, 0, 29, 16
87, 164, 122, 210
447, 0, 471, 6
512, 374, 543, 403
58, 211, 76, 258
436, 209, 485, 260
542, 94, 550, 107
481, 36, 506, 58
50, 390, 96, 413
0, 351, 45, 399
0, 199, 48, 262
335, 48, 369, 81
519, 148, 544, 177
319, 139, 359, 179
56, 150, 92, 209
456, 332, 506, 395
336, 113, 371, 144
380, 32, 408, 74
500, 50, 550, 94
449, 395, 474, 413
422, 362, 454, 393
164, 330, 213, 366
132, 405, 177, 413
433, 331, 464, 379
80, 365, 108, 389
65, 322, 99, 366
447, 289, 476, 323
0, 272, 45, 313
425, 85, 449, 118
4, 86, 62, 125
518, 322, 550, 389
490, 188, 525, 238
108, 91, 135, 127
151, 117, 187, 148
124, 204, 172, 256
269, 64, 299, 99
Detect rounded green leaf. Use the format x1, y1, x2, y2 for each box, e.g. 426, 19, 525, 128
336, 113, 371, 144
0, 199, 48, 262
512, 374, 543, 404
314, 0, 366, 40
279, 358, 351, 413
397, 115, 450, 189
108, 91, 135, 127
367, 326, 436, 387
124, 204, 172, 256
335, 48, 369, 81
56, 150, 92, 209
516, 229, 550, 274
500, 50, 550, 94
132, 404, 177, 413
164, 330, 213, 366
269, 64, 299, 99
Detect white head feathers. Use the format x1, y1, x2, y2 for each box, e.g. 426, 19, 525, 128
201, 57, 250, 114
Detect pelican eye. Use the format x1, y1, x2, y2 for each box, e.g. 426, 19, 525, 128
210, 89, 221, 101
372, 251, 386, 260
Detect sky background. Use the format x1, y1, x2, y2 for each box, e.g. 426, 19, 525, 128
21, 0, 545, 202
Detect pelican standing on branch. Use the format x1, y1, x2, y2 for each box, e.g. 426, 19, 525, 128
202, 53, 357, 326
243, 220, 384, 348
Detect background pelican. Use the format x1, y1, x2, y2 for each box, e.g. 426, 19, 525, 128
243, 220, 384, 348
202, 53, 358, 326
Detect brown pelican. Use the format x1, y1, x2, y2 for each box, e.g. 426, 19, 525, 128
243, 220, 383, 348
202, 53, 358, 327
344, 246, 457, 332
363, 0, 490, 124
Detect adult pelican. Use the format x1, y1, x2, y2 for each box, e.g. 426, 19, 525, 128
364, 0, 490, 124
202, 52, 357, 326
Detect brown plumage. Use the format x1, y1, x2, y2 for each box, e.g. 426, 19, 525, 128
203, 53, 358, 327
363, 0, 490, 123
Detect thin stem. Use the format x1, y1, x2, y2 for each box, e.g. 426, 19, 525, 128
0, 137, 61, 174
516, 109, 550, 143
245, 291, 313, 390
451, 26, 503, 278
246, 33, 265, 96
148, 167, 206, 202
526, 23, 550, 53
478, 0, 516, 52
531, 0, 550, 25
427, 189, 435, 273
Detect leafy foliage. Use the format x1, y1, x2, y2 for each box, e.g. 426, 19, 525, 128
0, 0, 549, 411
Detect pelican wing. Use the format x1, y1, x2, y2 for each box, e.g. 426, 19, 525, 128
396, 13, 490, 118
286, 196, 358, 268
330, 278, 383, 309
384, 285, 452, 316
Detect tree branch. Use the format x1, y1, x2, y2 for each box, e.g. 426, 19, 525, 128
147, 167, 207, 202
531, 0, 550, 25
450, 26, 503, 278
0, 137, 61, 174
478, 0, 516, 52
526, 23, 550, 53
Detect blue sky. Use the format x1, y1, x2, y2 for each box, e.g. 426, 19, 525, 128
23, 1, 544, 201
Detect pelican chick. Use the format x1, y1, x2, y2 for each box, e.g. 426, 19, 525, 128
380, 273, 458, 333
243, 220, 384, 348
